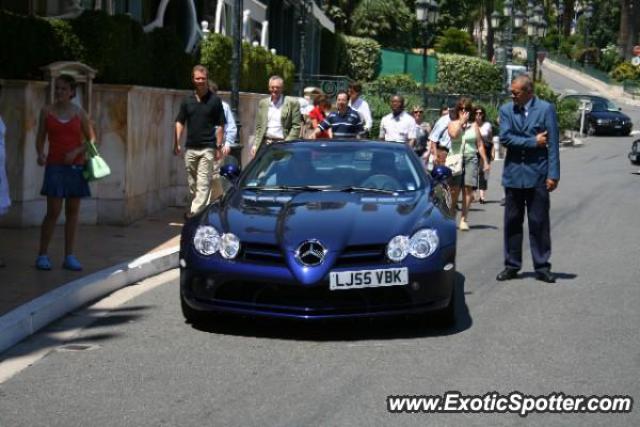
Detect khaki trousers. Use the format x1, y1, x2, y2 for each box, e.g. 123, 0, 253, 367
208, 155, 225, 204
184, 147, 218, 215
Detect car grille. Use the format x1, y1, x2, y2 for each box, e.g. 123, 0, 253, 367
241, 242, 282, 263
333, 244, 387, 267
240, 242, 388, 267
209, 280, 414, 311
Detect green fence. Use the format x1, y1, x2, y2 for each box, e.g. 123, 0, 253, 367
378, 49, 438, 84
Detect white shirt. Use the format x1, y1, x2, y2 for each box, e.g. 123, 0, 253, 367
222, 101, 237, 146
349, 97, 373, 132
429, 115, 452, 150
479, 121, 492, 144
266, 96, 285, 139
298, 97, 314, 115
379, 111, 417, 143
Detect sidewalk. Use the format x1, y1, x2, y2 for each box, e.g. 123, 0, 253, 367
0, 207, 183, 354
542, 59, 640, 107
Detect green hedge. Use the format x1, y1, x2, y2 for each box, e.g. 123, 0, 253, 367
200, 33, 296, 94
535, 81, 578, 133
0, 11, 80, 79
340, 35, 381, 82
0, 10, 193, 88
436, 54, 502, 94
364, 74, 419, 94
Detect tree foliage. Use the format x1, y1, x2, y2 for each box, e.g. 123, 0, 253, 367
434, 28, 477, 56
350, 0, 413, 49
200, 33, 295, 93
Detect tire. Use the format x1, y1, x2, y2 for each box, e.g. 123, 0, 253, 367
180, 291, 210, 325
622, 129, 631, 137
587, 122, 597, 136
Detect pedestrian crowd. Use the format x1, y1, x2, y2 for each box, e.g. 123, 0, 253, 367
0, 65, 559, 282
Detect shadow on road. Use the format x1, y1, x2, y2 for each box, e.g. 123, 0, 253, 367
190, 273, 473, 341
518, 271, 578, 281
0, 305, 154, 365
468, 224, 498, 230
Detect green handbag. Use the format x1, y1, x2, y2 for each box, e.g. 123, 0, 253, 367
83, 140, 111, 181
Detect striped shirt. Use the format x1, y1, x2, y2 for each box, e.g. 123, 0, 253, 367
318, 107, 364, 138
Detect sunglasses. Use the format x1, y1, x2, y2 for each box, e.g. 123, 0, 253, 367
413, 111, 423, 114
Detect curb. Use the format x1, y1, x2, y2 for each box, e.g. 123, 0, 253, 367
0, 246, 179, 355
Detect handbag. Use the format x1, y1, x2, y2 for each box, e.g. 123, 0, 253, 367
83, 140, 111, 181
445, 128, 467, 177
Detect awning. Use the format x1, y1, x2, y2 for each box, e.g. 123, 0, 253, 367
312, 2, 334, 33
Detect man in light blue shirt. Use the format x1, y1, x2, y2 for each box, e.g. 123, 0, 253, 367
210, 82, 238, 201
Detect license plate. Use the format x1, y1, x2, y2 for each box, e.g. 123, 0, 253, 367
614, 125, 622, 129
329, 267, 409, 290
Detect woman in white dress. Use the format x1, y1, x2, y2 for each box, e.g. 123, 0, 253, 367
0, 82, 11, 267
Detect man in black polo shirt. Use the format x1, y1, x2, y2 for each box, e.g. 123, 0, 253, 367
174, 65, 226, 217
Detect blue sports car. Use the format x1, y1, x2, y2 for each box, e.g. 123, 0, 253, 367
179, 140, 457, 324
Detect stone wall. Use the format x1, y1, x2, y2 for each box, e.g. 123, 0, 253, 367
0, 80, 264, 226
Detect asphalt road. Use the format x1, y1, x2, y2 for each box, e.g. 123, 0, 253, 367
1, 76, 639, 426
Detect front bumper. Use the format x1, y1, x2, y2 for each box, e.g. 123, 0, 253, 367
180, 249, 456, 320
594, 122, 632, 134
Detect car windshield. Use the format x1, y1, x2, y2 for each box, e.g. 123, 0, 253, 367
240, 143, 425, 192
570, 96, 619, 112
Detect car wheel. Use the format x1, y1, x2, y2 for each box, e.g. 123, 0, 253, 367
622, 129, 631, 136
587, 123, 597, 136
180, 291, 210, 325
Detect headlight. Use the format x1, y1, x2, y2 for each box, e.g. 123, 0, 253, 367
220, 233, 241, 259
193, 226, 221, 256
387, 235, 410, 262
409, 229, 439, 259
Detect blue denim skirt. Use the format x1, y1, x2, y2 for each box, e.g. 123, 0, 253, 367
40, 165, 91, 198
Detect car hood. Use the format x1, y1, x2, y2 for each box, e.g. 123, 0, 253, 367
591, 110, 631, 121
211, 189, 433, 252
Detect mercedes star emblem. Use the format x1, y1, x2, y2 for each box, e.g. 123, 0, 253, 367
295, 240, 327, 266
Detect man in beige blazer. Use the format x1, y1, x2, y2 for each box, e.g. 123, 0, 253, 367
251, 75, 301, 157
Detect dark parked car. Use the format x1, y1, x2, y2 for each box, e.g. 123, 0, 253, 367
562, 94, 632, 136
629, 139, 640, 165
179, 140, 457, 325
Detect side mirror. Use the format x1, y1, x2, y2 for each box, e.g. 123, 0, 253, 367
220, 163, 241, 183
431, 165, 452, 183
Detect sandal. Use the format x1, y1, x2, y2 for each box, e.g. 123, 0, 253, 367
63, 255, 83, 271
35, 255, 52, 270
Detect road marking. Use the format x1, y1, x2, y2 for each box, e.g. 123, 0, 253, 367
0, 269, 178, 384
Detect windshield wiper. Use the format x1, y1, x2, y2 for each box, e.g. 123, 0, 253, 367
337, 186, 399, 195
244, 185, 329, 192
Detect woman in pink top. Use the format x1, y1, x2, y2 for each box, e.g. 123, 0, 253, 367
35, 74, 95, 271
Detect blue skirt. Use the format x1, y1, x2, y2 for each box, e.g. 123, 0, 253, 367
40, 165, 91, 198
